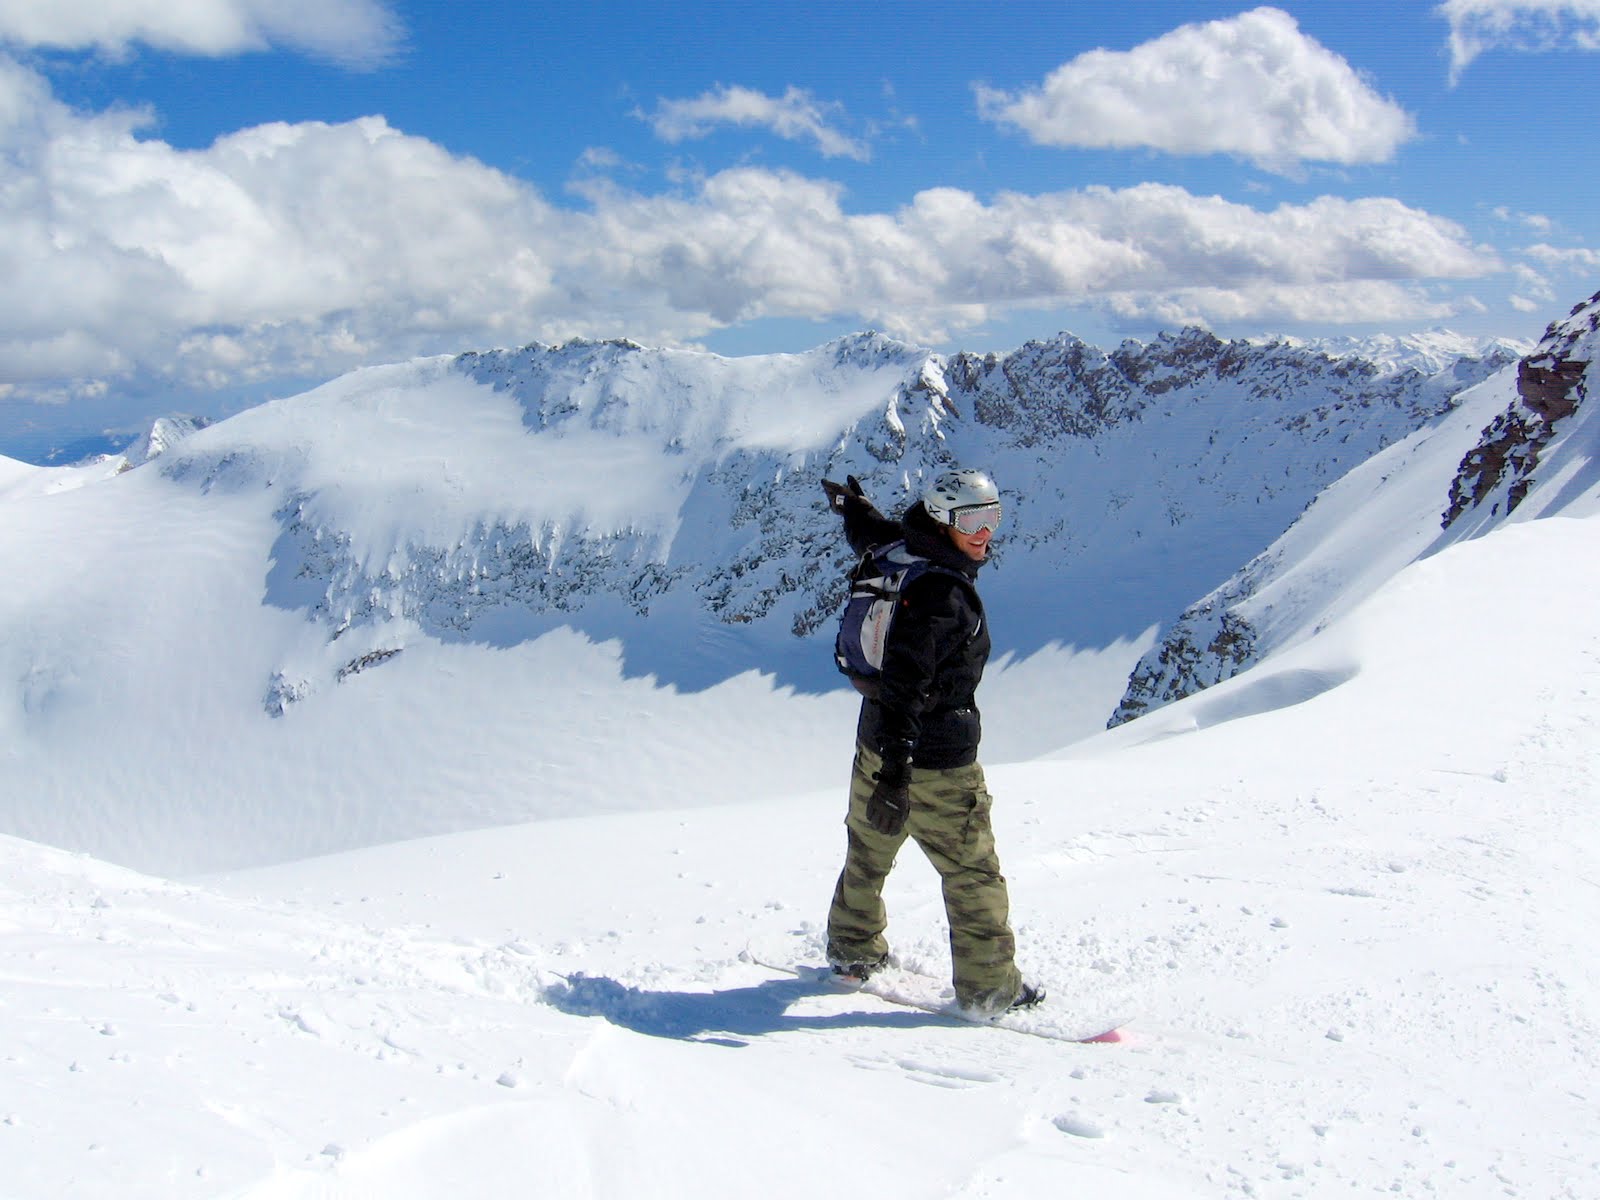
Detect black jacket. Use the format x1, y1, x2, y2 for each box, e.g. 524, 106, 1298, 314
839, 496, 991, 770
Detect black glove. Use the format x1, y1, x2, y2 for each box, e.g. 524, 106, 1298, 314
822, 474, 866, 514
865, 756, 912, 836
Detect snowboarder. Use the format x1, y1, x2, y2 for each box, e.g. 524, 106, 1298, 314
819, 468, 1043, 1015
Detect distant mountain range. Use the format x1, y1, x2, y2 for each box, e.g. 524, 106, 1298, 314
29, 321, 1553, 707
1269, 329, 1531, 377
8, 301, 1599, 871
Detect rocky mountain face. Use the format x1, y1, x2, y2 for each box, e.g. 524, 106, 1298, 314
1110, 291, 1596, 727
1107, 578, 1262, 729
940, 327, 1509, 442
158, 324, 1523, 708
1442, 290, 1598, 529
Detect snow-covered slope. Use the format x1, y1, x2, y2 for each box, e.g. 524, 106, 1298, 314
4, 487, 1596, 1200
0, 451, 127, 501
4, 297, 1598, 1198
1112, 290, 1599, 724
174, 327, 1510, 677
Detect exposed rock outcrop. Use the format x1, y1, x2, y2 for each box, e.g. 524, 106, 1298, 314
1109, 599, 1259, 727
1109, 290, 1596, 730
1442, 291, 1598, 528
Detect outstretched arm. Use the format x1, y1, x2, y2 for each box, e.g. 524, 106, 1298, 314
821, 475, 900, 554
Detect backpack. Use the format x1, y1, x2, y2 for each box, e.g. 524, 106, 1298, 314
834, 539, 965, 689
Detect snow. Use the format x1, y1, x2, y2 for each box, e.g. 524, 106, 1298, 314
3, 326, 1599, 1197
0, 452, 126, 502
4, 513, 1596, 1198
1156, 360, 1524, 671
1272, 329, 1531, 376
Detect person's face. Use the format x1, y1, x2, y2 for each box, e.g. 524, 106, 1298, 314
947, 522, 992, 561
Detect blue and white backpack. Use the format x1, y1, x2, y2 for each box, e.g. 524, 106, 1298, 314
834, 540, 965, 689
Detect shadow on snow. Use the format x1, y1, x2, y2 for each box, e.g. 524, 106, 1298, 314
541, 972, 944, 1046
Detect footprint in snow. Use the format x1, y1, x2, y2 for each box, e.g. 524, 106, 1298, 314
1053, 1113, 1105, 1138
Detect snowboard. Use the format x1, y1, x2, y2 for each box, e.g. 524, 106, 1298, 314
744, 943, 1129, 1045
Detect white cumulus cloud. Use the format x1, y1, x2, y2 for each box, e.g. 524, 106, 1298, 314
0, 0, 403, 67
975, 7, 1416, 174
0, 54, 1498, 409
0, 53, 558, 387
641, 84, 870, 161
1438, 0, 1600, 83
1522, 242, 1600, 268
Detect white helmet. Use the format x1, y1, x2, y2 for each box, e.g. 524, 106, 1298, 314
922, 468, 1002, 534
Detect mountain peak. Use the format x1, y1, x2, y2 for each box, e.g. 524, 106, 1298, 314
123, 414, 211, 467
819, 330, 930, 369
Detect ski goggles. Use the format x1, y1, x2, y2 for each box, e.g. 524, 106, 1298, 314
949, 502, 1002, 535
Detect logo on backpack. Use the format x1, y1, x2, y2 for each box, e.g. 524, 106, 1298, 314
834, 540, 962, 691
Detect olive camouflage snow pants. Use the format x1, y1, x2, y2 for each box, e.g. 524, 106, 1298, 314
825, 742, 1022, 1011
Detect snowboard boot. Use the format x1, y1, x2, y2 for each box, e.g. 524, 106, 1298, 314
829, 952, 889, 983
958, 979, 1045, 1017
1008, 982, 1046, 1011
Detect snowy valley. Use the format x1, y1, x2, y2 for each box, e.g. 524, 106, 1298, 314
2, 294, 1597, 1199
0, 320, 1529, 870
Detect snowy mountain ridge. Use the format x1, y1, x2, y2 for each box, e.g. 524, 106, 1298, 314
0, 313, 1555, 873
1267, 328, 1532, 376
124, 413, 212, 466
153, 323, 1518, 696
1112, 289, 1600, 725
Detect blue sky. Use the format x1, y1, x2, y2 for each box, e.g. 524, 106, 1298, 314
2, 0, 1598, 457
